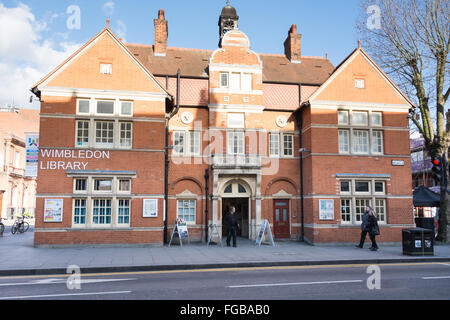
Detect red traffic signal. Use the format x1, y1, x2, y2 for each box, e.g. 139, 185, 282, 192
432, 158, 441, 166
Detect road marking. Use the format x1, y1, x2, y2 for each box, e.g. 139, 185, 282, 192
0, 262, 447, 281
422, 276, 450, 280
228, 279, 363, 288
0, 278, 136, 287
0, 291, 132, 300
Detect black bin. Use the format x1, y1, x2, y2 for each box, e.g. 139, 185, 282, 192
402, 228, 434, 256
415, 217, 435, 231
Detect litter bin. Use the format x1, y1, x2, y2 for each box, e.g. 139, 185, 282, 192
402, 228, 434, 256
415, 217, 435, 231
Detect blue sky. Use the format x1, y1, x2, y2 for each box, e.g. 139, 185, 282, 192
0, 0, 362, 109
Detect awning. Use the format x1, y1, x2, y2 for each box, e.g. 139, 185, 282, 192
413, 186, 441, 207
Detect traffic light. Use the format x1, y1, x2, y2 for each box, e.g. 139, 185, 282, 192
431, 156, 443, 185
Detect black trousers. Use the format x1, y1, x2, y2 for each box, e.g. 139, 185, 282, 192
369, 234, 378, 249
226, 227, 237, 247
359, 230, 368, 247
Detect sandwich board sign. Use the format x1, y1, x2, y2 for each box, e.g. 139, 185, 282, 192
256, 219, 275, 246
169, 219, 189, 247
207, 224, 223, 247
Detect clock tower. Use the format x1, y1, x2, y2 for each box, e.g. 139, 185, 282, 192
218, 1, 239, 47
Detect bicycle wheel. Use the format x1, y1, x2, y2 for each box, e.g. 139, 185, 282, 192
18, 223, 25, 234
11, 223, 18, 235
22, 222, 30, 233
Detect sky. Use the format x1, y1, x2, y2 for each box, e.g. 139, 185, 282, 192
0, 0, 362, 110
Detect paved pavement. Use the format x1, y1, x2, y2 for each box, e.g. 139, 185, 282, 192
1, 220, 449, 276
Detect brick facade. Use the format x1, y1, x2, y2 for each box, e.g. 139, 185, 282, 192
31, 6, 414, 246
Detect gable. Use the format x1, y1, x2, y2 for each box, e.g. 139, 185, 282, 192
311, 50, 412, 107
37, 30, 168, 95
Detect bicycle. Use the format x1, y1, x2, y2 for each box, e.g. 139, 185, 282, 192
11, 216, 30, 235
0, 219, 5, 237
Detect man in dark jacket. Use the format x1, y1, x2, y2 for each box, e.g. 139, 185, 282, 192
224, 206, 238, 247
356, 207, 371, 248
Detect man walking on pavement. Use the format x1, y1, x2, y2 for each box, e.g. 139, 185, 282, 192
356, 206, 371, 248
224, 206, 239, 248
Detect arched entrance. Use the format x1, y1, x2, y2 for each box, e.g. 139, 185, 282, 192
221, 181, 251, 239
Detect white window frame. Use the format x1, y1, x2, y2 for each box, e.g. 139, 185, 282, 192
74, 178, 88, 194
340, 198, 352, 224
93, 178, 113, 194
269, 133, 280, 157
76, 120, 90, 148
352, 130, 369, 154
228, 131, 245, 155
73, 198, 87, 226
338, 110, 349, 125
282, 134, 294, 158
177, 199, 196, 224
371, 130, 384, 155
220, 72, 229, 88
77, 99, 90, 115
95, 121, 115, 148
119, 122, 133, 149
117, 179, 132, 194
187, 131, 201, 156
242, 73, 252, 92
92, 198, 113, 226
95, 100, 115, 116
117, 199, 131, 225
230, 72, 241, 92
228, 113, 245, 129
120, 101, 133, 117
100, 63, 112, 75
351, 111, 368, 126
338, 129, 350, 154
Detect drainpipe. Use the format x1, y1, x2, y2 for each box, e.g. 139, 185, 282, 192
298, 84, 305, 242
204, 169, 209, 243
164, 69, 181, 244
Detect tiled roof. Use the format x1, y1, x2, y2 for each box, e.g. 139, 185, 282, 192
126, 44, 334, 85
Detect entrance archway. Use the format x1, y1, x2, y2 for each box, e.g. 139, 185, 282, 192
221, 181, 251, 239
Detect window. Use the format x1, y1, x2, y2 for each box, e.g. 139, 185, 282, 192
338, 130, 350, 154
355, 181, 370, 193
73, 199, 86, 225
341, 199, 352, 223
173, 132, 185, 155
177, 200, 196, 223
230, 73, 241, 91
76, 121, 89, 147
224, 184, 233, 194
220, 73, 229, 88
269, 134, 280, 157
74, 179, 87, 192
118, 179, 131, 193
92, 199, 112, 225
94, 179, 112, 192
14, 151, 20, 168
228, 131, 244, 155
97, 101, 114, 115
374, 181, 385, 194
352, 130, 369, 154
355, 79, 365, 89
228, 113, 245, 129
338, 111, 349, 125
120, 122, 132, 148
340, 181, 351, 193
100, 63, 112, 75
283, 134, 294, 157
352, 112, 368, 126
371, 112, 382, 127
375, 199, 386, 222
95, 121, 114, 147
117, 199, 130, 225
371, 131, 383, 154
121, 102, 133, 116
242, 73, 252, 92
238, 184, 247, 194
189, 131, 201, 156
78, 100, 90, 114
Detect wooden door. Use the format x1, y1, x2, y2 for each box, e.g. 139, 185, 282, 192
274, 200, 290, 239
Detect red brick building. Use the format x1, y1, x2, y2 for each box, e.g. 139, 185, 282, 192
31, 4, 414, 246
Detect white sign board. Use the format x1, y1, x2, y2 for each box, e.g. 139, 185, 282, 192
256, 219, 275, 246
25, 134, 39, 177
177, 219, 189, 240
319, 199, 334, 221
143, 199, 158, 218
44, 199, 64, 223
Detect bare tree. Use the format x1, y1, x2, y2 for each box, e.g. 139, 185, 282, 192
357, 0, 449, 241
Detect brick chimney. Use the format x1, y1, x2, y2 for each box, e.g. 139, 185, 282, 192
284, 24, 302, 63
154, 9, 168, 56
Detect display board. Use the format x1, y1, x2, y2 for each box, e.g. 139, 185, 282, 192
256, 219, 275, 246
169, 219, 190, 247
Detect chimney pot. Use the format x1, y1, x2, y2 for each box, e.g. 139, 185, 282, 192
158, 9, 165, 20
284, 24, 302, 63
154, 9, 168, 56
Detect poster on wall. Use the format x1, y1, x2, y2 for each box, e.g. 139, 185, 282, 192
25, 134, 39, 178
44, 199, 63, 223
319, 199, 334, 221
143, 199, 158, 218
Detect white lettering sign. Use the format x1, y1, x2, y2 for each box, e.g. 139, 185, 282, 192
39, 149, 110, 171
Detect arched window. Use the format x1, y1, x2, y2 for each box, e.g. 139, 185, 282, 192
222, 182, 250, 197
